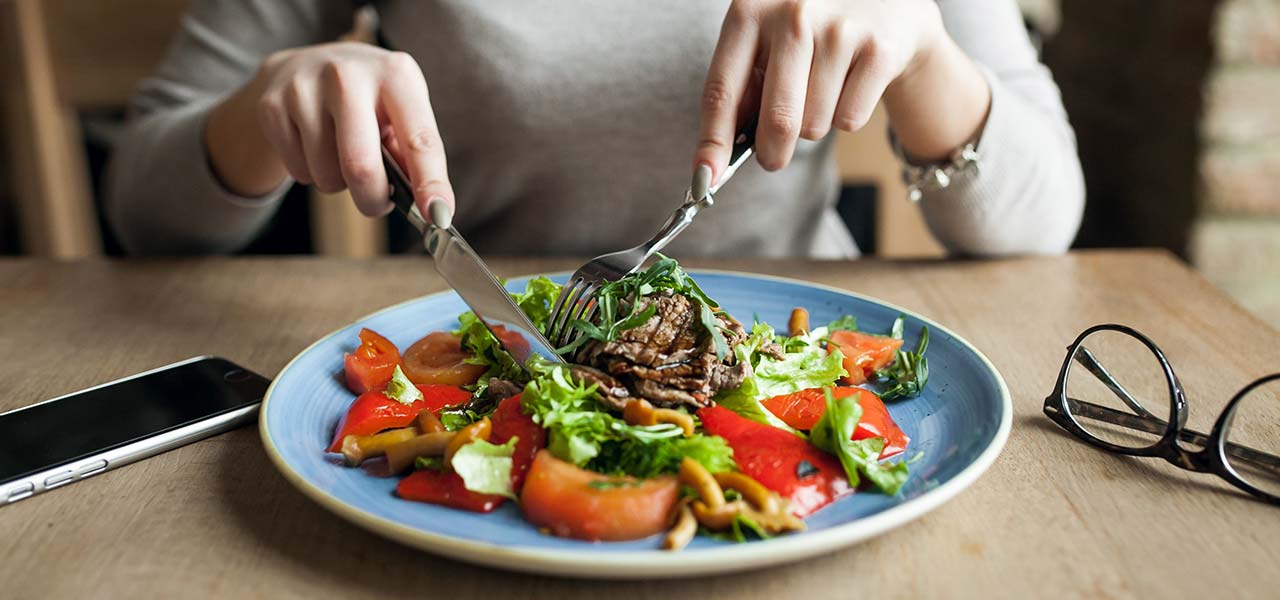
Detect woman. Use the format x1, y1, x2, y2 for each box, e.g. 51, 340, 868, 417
106, 0, 1083, 257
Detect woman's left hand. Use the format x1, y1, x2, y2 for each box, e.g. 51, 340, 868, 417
693, 0, 946, 178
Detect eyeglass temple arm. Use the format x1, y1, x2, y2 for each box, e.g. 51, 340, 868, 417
1074, 347, 1156, 418
1065, 397, 1280, 476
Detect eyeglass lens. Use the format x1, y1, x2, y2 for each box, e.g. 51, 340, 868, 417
1064, 329, 1173, 450
1223, 378, 1280, 497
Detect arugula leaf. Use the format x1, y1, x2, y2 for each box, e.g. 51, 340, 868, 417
557, 254, 722, 356
827, 314, 858, 332
384, 365, 423, 405
521, 361, 736, 477
451, 437, 519, 498
586, 479, 643, 490
810, 387, 909, 495
414, 455, 446, 471
700, 513, 773, 543
875, 316, 930, 401
713, 322, 847, 433
700, 302, 729, 361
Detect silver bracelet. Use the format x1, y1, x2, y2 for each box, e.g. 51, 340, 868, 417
897, 141, 982, 203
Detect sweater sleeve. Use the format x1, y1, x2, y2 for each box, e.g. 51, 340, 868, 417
105, 0, 355, 255
908, 0, 1085, 255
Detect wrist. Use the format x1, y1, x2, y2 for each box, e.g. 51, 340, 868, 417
882, 18, 991, 162
885, 3, 947, 109
204, 71, 288, 197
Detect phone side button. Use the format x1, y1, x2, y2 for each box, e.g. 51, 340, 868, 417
44, 470, 74, 488
75, 460, 108, 477
6, 483, 34, 503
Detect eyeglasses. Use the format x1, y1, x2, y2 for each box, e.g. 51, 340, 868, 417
1043, 324, 1280, 505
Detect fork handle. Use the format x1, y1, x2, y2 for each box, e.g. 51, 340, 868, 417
709, 116, 758, 196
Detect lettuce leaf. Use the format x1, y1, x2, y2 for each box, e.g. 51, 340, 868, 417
453, 277, 561, 390
521, 361, 735, 476
451, 437, 518, 498
384, 365, 422, 405
712, 323, 848, 433
810, 387, 908, 495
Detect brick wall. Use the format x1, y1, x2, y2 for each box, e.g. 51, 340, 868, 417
1190, 0, 1280, 327
1045, 0, 1280, 327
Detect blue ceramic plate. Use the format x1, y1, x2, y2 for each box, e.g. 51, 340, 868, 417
260, 270, 1010, 578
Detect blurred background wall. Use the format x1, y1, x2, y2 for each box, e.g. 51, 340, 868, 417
0, 0, 1277, 325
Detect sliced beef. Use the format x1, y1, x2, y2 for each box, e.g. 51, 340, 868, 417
574, 292, 752, 410
485, 378, 523, 401
567, 364, 631, 411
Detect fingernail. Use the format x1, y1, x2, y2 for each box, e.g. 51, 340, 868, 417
427, 197, 453, 230
692, 164, 713, 199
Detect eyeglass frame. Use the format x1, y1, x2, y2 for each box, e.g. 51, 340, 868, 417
1042, 323, 1280, 505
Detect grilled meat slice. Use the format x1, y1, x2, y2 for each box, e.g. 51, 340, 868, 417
575, 292, 752, 409
567, 364, 631, 411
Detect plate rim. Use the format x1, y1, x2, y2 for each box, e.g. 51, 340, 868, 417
259, 268, 1012, 578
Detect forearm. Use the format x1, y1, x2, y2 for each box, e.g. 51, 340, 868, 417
883, 27, 991, 161
105, 99, 287, 255
916, 71, 1084, 255
205, 69, 290, 197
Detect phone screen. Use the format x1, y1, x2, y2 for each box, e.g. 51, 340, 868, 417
0, 357, 269, 483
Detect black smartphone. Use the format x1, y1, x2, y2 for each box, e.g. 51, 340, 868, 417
0, 356, 269, 505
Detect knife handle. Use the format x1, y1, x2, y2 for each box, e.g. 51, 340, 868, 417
382, 146, 427, 233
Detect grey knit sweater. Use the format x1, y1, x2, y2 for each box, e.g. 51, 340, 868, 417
106, 0, 1084, 257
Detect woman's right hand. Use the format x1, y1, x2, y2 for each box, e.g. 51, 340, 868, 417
207, 42, 452, 218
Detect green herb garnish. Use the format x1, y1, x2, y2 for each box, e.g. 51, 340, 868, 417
586, 479, 643, 490
827, 314, 858, 332
875, 315, 930, 401
555, 255, 722, 356
700, 513, 773, 543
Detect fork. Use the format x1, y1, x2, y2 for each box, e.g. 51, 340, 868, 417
546, 120, 758, 351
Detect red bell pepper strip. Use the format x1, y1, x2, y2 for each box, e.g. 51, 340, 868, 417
488, 394, 545, 491
326, 384, 472, 452
396, 469, 505, 513
395, 394, 546, 513
698, 405, 853, 517
761, 387, 909, 459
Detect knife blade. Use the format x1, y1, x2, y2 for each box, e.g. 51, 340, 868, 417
381, 147, 565, 369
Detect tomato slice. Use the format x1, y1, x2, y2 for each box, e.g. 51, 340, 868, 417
489, 394, 545, 491
342, 328, 402, 395
829, 330, 903, 385
326, 385, 472, 452
698, 405, 852, 517
490, 325, 531, 363
520, 451, 679, 541
761, 387, 909, 459
402, 331, 487, 386
396, 469, 505, 513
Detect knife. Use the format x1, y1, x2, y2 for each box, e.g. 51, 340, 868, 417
381, 147, 565, 369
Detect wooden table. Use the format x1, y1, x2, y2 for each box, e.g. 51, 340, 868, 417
1, 250, 1276, 598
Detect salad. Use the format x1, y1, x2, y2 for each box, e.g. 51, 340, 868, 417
327, 258, 928, 549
